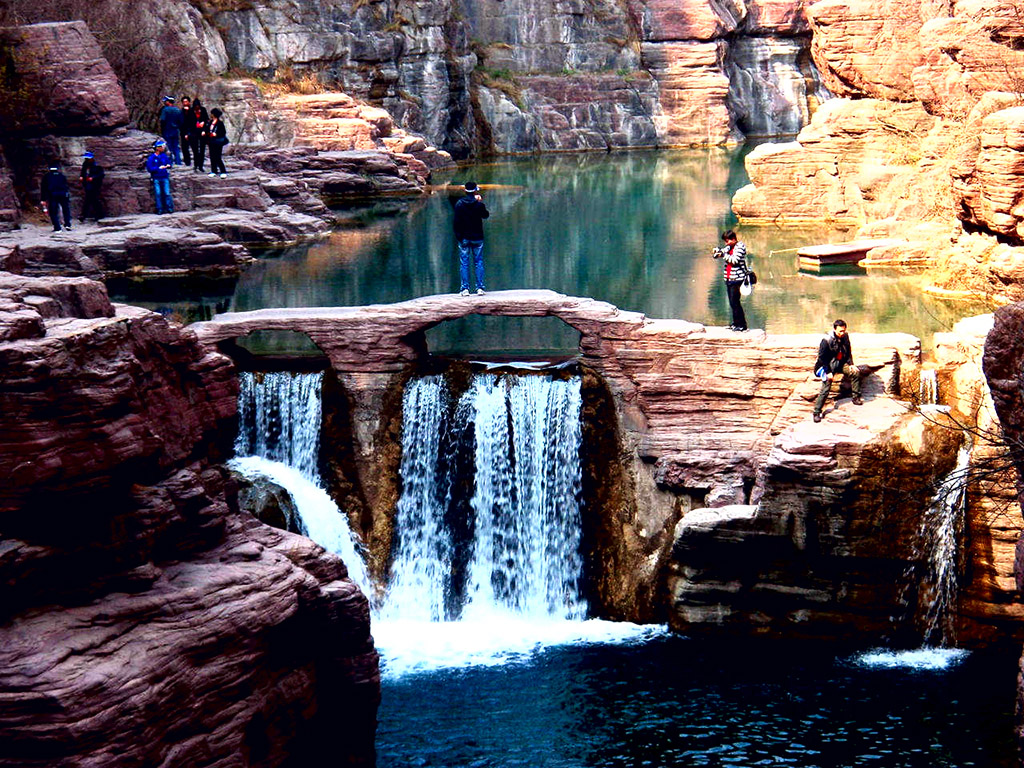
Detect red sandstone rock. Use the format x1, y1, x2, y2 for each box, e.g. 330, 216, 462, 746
633, 0, 746, 41
0, 274, 378, 765
0, 22, 128, 137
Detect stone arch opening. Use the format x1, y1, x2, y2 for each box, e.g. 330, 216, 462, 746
420, 313, 583, 359
216, 329, 328, 371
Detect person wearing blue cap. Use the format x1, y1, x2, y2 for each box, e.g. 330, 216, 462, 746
146, 140, 174, 214
158, 96, 184, 165
79, 151, 105, 222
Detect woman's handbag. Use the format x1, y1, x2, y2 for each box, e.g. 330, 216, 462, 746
740, 268, 757, 296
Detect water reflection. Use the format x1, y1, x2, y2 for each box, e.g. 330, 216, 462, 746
113, 150, 992, 355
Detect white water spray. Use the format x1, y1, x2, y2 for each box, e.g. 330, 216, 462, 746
376, 370, 658, 677
233, 371, 369, 591
235, 371, 323, 480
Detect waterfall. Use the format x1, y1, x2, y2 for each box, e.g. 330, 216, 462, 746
920, 370, 938, 405
232, 371, 369, 592
382, 371, 586, 622
230, 455, 370, 592
894, 441, 971, 649
235, 371, 323, 481
917, 443, 970, 646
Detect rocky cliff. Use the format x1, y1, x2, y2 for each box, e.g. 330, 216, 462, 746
193, 291, 1022, 643
732, 0, 1024, 304
39, 0, 820, 158
0, 273, 378, 767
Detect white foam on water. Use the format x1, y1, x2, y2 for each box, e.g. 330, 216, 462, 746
853, 647, 969, 670
374, 613, 667, 679
229, 455, 370, 592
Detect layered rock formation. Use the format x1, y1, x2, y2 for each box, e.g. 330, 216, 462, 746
733, 0, 1024, 303
189, 290, 1020, 642
0, 273, 378, 766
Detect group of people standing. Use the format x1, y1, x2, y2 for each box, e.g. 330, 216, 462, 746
157, 95, 229, 177
39, 94, 232, 225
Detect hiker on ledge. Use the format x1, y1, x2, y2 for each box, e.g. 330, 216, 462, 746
453, 181, 489, 296
812, 318, 863, 423
712, 229, 748, 332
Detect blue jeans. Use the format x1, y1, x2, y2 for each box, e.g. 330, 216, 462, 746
152, 177, 174, 214
163, 133, 182, 165
458, 239, 485, 291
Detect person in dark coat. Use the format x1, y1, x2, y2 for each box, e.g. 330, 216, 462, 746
40, 163, 72, 232
158, 96, 184, 165
204, 107, 229, 177
179, 96, 193, 166
453, 181, 490, 295
79, 151, 105, 222
812, 318, 863, 423
189, 99, 209, 173
712, 229, 749, 332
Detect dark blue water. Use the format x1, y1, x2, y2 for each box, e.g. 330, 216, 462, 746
376, 637, 1018, 768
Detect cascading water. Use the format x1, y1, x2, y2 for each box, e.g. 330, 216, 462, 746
235, 371, 323, 480
231, 371, 369, 591
376, 369, 656, 675
917, 442, 971, 647
381, 372, 585, 622
864, 442, 972, 669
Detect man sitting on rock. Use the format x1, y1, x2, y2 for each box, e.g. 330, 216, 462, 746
812, 318, 863, 423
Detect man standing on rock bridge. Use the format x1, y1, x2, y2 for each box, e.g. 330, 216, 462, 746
453, 181, 489, 296
812, 319, 863, 423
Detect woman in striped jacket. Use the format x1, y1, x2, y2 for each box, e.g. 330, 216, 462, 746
713, 229, 749, 332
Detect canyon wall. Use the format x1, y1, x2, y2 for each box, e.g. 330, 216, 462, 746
0, 274, 378, 767
732, 0, 1024, 304
193, 290, 1022, 643
169, 0, 820, 157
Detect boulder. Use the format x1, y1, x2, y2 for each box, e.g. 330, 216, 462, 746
0, 273, 379, 765
0, 21, 128, 137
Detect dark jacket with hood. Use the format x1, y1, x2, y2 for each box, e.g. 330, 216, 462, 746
453, 192, 489, 242
815, 330, 854, 375
41, 168, 70, 199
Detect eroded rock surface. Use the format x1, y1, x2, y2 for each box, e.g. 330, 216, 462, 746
0, 273, 378, 766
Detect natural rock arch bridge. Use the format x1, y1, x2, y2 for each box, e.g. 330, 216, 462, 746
193, 289, 934, 623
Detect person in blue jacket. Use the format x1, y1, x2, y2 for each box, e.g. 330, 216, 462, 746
453, 181, 490, 295
146, 140, 174, 214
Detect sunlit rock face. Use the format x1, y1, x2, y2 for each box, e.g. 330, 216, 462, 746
178, 0, 818, 154
733, 98, 935, 224
952, 106, 1024, 244
0, 273, 379, 766
190, 0, 478, 158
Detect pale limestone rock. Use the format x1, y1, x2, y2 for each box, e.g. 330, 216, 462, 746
807, 0, 934, 102
912, 2, 1024, 118
733, 98, 935, 224
952, 106, 1024, 242
635, 0, 747, 42
642, 41, 737, 146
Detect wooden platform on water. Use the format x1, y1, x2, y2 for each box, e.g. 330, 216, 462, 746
797, 239, 904, 271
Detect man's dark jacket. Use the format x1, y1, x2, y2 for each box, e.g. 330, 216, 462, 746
40, 169, 69, 199
815, 331, 854, 374
453, 193, 489, 241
